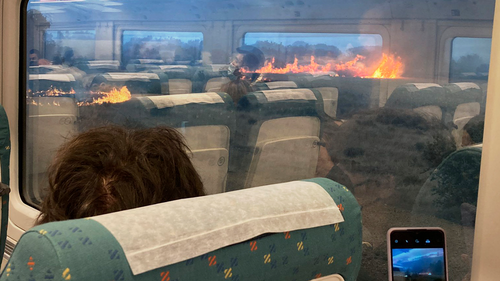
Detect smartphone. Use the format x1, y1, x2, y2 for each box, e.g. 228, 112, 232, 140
387, 227, 448, 281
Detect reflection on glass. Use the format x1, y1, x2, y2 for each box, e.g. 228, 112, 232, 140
450, 37, 491, 82
122, 31, 203, 66
23, 1, 491, 280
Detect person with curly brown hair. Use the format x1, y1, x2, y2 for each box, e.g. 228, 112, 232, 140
36, 125, 205, 224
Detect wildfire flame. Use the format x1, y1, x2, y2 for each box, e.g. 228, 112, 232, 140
78, 86, 131, 106
242, 53, 404, 78
28, 99, 62, 106
28, 86, 76, 97
371, 54, 404, 79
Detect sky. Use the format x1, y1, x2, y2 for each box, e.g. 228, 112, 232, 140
452, 37, 491, 63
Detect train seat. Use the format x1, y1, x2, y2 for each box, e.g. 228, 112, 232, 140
253, 81, 299, 91
125, 59, 165, 72
192, 67, 228, 93
28, 73, 77, 93
385, 83, 446, 121
109, 92, 235, 194
412, 145, 482, 257
91, 72, 162, 95
157, 66, 194, 95
205, 77, 230, 92
0, 178, 362, 281
442, 83, 483, 145
76, 60, 120, 74
26, 97, 78, 204
294, 76, 380, 118
28, 65, 64, 74
230, 89, 324, 190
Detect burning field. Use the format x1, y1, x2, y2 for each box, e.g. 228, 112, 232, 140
242, 53, 404, 78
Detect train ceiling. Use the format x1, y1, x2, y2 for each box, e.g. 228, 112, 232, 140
27, 0, 495, 23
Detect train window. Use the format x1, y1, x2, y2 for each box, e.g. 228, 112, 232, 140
22, 0, 491, 280
243, 32, 384, 76
121, 31, 203, 66
450, 37, 491, 82
44, 30, 96, 65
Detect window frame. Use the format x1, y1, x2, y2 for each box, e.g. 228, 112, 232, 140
436, 23, 493, 84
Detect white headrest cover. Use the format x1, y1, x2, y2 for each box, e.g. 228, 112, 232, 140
407, 83, 441, 90
261, 89, 317, 102
104, 73, 160, 82
449, 83, 480, 91
87, 60, 120, 67
138, 59, 164, 64
92, 181, 344, 275
29, 74, 76, 82
141, 93, 224, 109
265, 81, 298, 89
159, 65, 189, 70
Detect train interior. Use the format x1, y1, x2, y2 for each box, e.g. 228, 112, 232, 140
0, 0, 495, 280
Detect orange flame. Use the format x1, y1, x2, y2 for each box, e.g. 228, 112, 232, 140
28, 87, 76, 97
371, 53, 404, 79
242, 53, 404, 78
78, 86, 131, 106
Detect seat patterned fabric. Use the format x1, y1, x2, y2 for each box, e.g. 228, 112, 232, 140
0, 178, 362, 281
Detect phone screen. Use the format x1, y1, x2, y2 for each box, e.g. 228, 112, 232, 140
389, 228, 447, 281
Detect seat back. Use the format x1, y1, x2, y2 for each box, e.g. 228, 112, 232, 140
253, 81, 299, 91
155, 66, 195, 95
1, 178, 362, 281
385, 83, 447, 121
442, 83, 483, 145
29, 74, 77, 93
295, 75, 380, 118
76, 60, 120, 74
412, 145, 482, 259
231, 89, 324, 189
91, 72, 162, 95
104, 92, 235, 194
26, 97, 78, 203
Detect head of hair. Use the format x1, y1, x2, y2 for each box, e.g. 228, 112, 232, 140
463, 114, 485, 144
323, 108, 456, 189
220, 78, 252, 104
29, 49, 40, 57
37, 126, 205, 224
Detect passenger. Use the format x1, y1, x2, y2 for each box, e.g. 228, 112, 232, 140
462, 114, 485, 146
220, 78, 253, 105
29, 49, 51, 66
230, 45, 265, 83
234, 45, 265, 72
36, 126, 205, 224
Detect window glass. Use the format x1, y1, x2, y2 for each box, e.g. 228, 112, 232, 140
243, 32, 384, 76
44, 30, 96, 65
24, 1, 491, 280
450, 37, 491, 82
122, 31, 203, 66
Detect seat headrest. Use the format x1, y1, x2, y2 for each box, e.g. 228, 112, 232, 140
102, 72, 160, 82
137, 92, 225, 109
29, 74, 76, 82
91, 179, 344, 275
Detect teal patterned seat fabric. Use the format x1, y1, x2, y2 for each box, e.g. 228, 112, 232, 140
0, 178, 362, 281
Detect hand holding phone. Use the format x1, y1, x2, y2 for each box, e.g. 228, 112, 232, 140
387, 228, 448, 281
